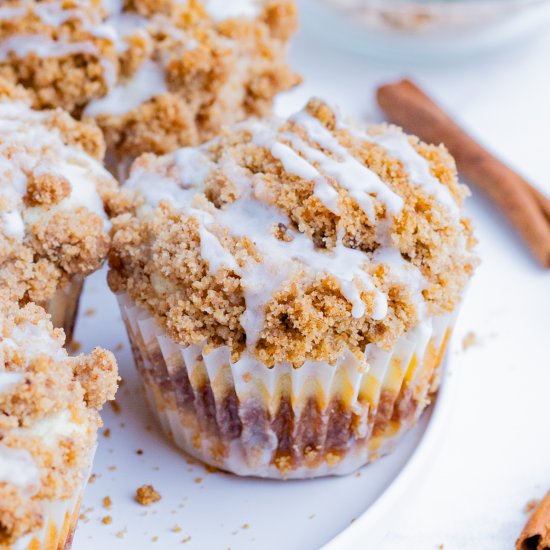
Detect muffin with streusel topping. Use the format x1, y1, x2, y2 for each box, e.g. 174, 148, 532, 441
0, 301, 118, 550
0, 0, 299, 173
0, 80, 118, 341
109, 98, 477, 478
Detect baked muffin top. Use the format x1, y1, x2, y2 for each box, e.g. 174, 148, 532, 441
109, 98, 478, 367
0, 0, 299, 161
0, 301, 118, 546
0, 80, 118, 306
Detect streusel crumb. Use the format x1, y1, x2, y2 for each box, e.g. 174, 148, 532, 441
0, 0, 299, 164
109, 99, 478, 368
135, 484, 161, 506
0, 301, 118, 546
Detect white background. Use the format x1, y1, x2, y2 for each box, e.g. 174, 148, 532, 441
73, 15, 550, 550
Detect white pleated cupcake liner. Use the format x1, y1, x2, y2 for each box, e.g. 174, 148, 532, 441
43, 275, 84, 345
11, 452, 94, 550
119, 293, 456, 479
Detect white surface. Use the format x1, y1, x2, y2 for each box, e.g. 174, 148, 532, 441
72, 20, 550, 550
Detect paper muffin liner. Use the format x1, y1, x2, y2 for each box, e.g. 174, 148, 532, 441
10, 450, 94, 550
119, 293, 456, 479
43, 275, 84, 345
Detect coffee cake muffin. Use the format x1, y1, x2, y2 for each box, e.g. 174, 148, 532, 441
0, 81, 118, 341
0, 0, 299, 172
0, 301, 118, 550
109, 98, 477, 478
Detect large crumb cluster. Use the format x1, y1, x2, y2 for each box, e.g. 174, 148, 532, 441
0, 0, 299, 164
109, 98, 478, 368
0, 301, 118, 546
0, 79, 118, 308
135, 484, 161, 506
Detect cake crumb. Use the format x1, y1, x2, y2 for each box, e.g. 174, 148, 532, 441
182, 536, 192, 544
116, 528, 128, 539
136, 484, 162, 506
102, 496, 112, 510
136, 449, 144, 455
108, 465, 117, 471
110, 401, 121, 414
172, 525, 183, 533
101, 516, 112, 525
103, 428, 111, 438
194, 477, 202, 484
242, 523, 249, 530
89, 474, 97, 484
151, 536, 159, 542
85, 308, 96, 317
115, 343, 124, 352
462, 331, 478, 350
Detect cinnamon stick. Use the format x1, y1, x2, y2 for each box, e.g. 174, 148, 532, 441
376, 78, 550, 268
516, 491, 550, 550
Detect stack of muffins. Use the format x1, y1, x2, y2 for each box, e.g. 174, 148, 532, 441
0, 0, 477, 547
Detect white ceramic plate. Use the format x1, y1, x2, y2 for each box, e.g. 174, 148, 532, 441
71, 268, 457, 550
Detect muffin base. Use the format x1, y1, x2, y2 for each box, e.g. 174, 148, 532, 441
43, 276, 84, 345
10, 479, 87, 550
119, 294, 456, 479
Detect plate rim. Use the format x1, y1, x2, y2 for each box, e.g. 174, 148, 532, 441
321, 350, 459, 549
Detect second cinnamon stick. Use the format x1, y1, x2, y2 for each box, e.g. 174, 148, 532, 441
377, 79, 550, 268
516, 491, 550, 550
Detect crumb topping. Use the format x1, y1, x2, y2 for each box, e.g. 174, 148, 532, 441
0, 301, 118, 546
109, 99, 478, 368
135, 484, 161, 506
0, 0, 299, 163
0, 82, 118, 306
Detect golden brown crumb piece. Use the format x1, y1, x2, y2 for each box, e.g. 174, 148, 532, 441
101, 516, 113, 525
462, 331, 478, 351
135, 485, 162, 506
102, 496, 112, 510
73, 348, 119, 409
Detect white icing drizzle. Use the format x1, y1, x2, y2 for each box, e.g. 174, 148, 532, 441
1, 210, 25, 239
290, 111, 404, 218
255, 128, 341, 215
196, 217, 239, 274
24, 410, 86, 447
84, 59, 167, 117
0, 34, 99, 61
0, 445, 39, 492
373, 246, 428, 319
0, 371, 24, 393
203, 0, 262, 21
173, 148, 214, 187
343, 120, 459, 218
